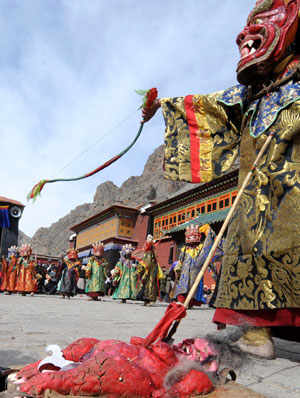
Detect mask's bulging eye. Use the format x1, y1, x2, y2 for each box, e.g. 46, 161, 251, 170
252, 18, 263, 25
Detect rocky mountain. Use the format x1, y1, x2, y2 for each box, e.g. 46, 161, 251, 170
19, 230, 32, 247
21, 145, 190, 256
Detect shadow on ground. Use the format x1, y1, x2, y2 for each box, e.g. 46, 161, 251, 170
274, 339, 300, 363
0, 350, 37, 368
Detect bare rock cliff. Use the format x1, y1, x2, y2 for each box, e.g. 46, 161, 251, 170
21, 145, 189, 256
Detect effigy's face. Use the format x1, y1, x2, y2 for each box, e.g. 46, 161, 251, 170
236, 0, 299, 85
172, 338, 218, 372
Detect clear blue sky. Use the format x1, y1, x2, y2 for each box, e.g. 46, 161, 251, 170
0, 0, 254, 236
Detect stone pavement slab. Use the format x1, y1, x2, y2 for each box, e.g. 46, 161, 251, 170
0, 294, 300, 397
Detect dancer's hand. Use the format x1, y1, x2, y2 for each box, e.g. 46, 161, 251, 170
141, 99, 161, 123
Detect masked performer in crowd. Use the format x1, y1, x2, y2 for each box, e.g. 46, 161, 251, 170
85, 242, 108, 301
137, 235, 163, 307
1, 246, 18, 295
0, 255, 8, 292
15, 244, 36, 296
112, 244, 138, 303
57, 249, 79, 299
142, 0, 300, 358
174, 225, 206, 309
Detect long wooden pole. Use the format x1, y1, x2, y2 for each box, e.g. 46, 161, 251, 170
165, 131, 274, 342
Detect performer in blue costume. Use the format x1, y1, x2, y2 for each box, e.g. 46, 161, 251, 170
57, 249, 79, 299
174, 225, 206, 309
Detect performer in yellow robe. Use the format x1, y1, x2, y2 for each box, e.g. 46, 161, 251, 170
137, 235, 164, 307
142, 0, 300, 359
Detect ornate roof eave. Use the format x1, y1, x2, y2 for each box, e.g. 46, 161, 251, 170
70, 203, 140, 232
0, 196, 25, 207
146, 170, 238, 216
164, 208, 230, 234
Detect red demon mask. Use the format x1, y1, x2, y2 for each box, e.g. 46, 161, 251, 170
185, 224, 201, 244
236, 0, 300, 85
67, 248, 78, 260
92, 242, 104, 257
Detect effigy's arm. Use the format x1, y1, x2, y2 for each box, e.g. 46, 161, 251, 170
161, 92, 242, 183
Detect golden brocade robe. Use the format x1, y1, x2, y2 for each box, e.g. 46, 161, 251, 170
161, 78, 300, 311
138, 251, 160, 302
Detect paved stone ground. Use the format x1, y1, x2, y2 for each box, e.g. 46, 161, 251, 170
1, 293, 300, 397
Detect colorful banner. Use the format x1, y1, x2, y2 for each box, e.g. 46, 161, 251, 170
0, 205, 10, 228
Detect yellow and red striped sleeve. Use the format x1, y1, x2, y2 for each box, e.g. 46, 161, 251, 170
161, 92, 240, 183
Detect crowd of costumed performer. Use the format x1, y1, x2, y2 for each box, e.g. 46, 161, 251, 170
10, 1, 300, 397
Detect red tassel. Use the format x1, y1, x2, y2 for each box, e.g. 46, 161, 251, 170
142, 303, 186, 347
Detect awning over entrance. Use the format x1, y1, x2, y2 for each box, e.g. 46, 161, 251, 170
78, 249, 91, 258
164, 208, 230, 234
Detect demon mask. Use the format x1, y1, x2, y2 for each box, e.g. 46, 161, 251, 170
8, 245, 18, 258
92, 242, 104, 257
185, 224, 201, 245
236, 0, 300, 85
19, 243, 32, 258
67, 248, 79, 260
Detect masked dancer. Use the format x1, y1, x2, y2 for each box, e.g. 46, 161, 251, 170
15, 244, 36, 296
1, 246, 18, 294
57, 249, 79, 299
112, 244, 138, 303
137, 235, 163, 307
85, 242, 108, 301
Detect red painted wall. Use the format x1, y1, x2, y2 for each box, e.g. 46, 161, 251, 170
133, 214, 149, 249
154, 239, 175, 268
